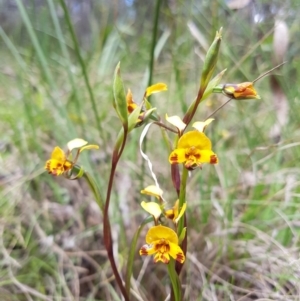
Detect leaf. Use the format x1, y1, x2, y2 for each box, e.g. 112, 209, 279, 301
113, 62, 128, 126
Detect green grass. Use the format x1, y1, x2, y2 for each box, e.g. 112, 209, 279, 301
0, 0, 300, 300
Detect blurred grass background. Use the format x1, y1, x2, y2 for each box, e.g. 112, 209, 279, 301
0, 0, 300, 300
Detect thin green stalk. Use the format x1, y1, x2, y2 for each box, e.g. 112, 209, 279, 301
174, 167, 188, 278
168, 259, 181, 301
46, 0, 85, 133
147, 0, 161, 87
82, 172, 104, 213
0, 26, 41, 155
125, 217, 152, 295
177, 167, 188, 233
59, 0, 104, 138
14, 0, 77, 139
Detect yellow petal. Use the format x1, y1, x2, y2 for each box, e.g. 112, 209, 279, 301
174, 202, 186, 224
50, 146, 66, 161
141, 201, 162, 220
141, 185, 163, 199
168, 242, 185, 263
146, 225, 178, 245
67, 138, 88, 151
146, 83, 167, 97
165, 114, 186, 133
169, 149, 186, 164
178, 131, 212, 150
197, 150, 218, 164
79, 144, 99, 153
192, 118, 214, 132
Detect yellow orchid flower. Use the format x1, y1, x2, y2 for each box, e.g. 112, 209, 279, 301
139, 225, 185, 264
169, 131, 218, 170
45, 139, 99, 176
45, 146, 73, 176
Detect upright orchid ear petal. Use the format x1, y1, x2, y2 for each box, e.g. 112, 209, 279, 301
141, 185, 163, 200
146, 83, 167, 97
192, 118, 214, 132
166, 114, 186, 133
67, 139, 88, 151
79, 145, 99, 153
174, 203, 187, 224
141, 201, 162, 221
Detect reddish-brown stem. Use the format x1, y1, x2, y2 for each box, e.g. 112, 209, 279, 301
103, 126, 130, 301
182, 86, 205, 130
153, 121, 178, 133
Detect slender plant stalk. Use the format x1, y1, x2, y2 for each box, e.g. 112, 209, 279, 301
147, 0, 162, 88
177, 167, 188, 235
47, 0, 85, 133
82, 172, 104, 212
125, 217, 152, 295
103, 129, 130, 301
170, 166, 189, 301
168, 259, 181, 301
15, 0, 77, 139
59, 0, 104, 138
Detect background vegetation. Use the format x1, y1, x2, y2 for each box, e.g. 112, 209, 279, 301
0, 0, 300, 300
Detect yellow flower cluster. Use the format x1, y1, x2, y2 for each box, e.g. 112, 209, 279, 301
139, 185, 186, 264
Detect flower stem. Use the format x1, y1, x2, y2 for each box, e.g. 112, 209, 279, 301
125, 216, 152, 295
103, 128, 130, 301
168, 259, 181, 301
177, 167, 188, 233
82, 172, 104, 213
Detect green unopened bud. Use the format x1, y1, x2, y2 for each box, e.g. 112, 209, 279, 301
202, 68, 227, 99
128, 105, 142, 132
113, 62, 128, 126
200, 28, 222, 93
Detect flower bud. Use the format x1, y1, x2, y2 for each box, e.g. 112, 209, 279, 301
200, 28, 222, 93
222, 82, 261, 100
